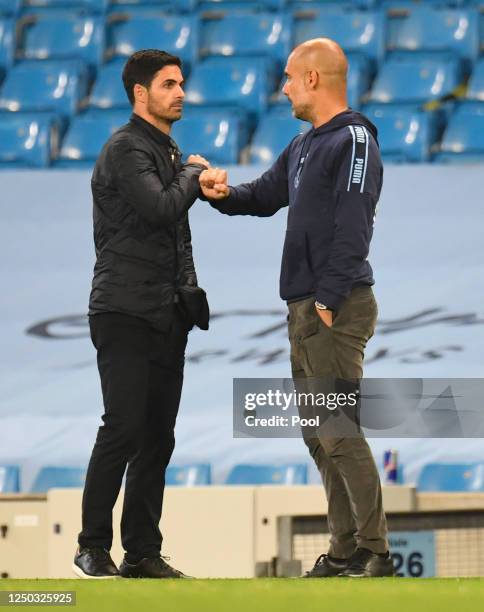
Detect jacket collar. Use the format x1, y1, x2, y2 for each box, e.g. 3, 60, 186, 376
129, 113, 177, 149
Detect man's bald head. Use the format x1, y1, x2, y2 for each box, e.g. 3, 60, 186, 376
290, 38, 348, 89
282, 38, 349, 126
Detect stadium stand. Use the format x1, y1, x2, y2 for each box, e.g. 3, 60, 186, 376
0, 0, 483, 166
226, 464, 308, 485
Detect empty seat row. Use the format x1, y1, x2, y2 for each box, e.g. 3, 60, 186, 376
1, 100, 484, 168
4, 462, 484, 493
1, 52, 484, 122
1, 5, 483, 76
0, 463, 309, 493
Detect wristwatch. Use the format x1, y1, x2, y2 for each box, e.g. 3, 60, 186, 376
315, 301, 332, 311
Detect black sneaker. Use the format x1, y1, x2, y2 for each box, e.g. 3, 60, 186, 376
303, 553, 350, 578
338, 548, 395, 577
72, 546, 119, 579
119, 555, 189, 579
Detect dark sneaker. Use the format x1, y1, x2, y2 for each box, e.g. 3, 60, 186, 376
72, 546, 119, 579
119, 556, 189, 579
303, 553, 350, 578
338, 548, 395, 577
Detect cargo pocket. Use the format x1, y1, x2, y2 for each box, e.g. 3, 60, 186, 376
298, 316, 334, 377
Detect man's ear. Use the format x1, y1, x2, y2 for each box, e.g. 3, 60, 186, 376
133, 83, 147, 105
304, 70, 319, 91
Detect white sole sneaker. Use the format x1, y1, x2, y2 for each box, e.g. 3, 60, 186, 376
72, 562, 119, 579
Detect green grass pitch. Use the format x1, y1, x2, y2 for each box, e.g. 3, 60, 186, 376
1, 578, 483, 612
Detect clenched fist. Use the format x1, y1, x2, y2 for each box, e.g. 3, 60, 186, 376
199, 167, 229, 200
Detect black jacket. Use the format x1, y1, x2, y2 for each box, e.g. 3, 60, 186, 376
89, 113, 209, 331
210, 109, 382, 311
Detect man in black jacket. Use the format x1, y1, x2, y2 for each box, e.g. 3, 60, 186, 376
73, 50, 211, 579
201, 39, 394, 578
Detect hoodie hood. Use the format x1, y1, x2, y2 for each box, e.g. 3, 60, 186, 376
312, 108, 379, 143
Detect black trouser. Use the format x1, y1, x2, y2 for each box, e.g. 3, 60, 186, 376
78, 309, 188, 560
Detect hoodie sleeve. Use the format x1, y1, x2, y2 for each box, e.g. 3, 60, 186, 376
315, 125, 383, 310
207, 146, 290, 217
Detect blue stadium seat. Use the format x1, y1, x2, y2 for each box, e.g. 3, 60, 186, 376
22, 0, 109, 12
0, 18, 14, 76
55, 109, 129, 166
417, 462, 484, 492
0, 0, 21, 16
363, 103, 440, 162
172, 108, 249, 164
18, 15, 105, 73
200, 12, 292, 66
0, 112, 60, 167
226, 464, 308, 485
293, 9, 385, 68
435, 102, 484, 162
369, 53, 465, 104
387, 7, 480, 65
0, 60, 89, 117
0, 465, 20, 493
467, 58, 484, 101
30, 466, 87, 493
89, 59, 129, 109
249, 108, 309, 163
108, 15, 198, 74
184, 56, 277, 120
165, 464, 212, 486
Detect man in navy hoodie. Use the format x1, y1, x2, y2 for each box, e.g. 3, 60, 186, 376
200, 38, 394, 578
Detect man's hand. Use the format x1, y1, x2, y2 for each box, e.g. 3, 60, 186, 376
199, 167, 229, 200
316, 306, 333, 328
187, 154, 210, 169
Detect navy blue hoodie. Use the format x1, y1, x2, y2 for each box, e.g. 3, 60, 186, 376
209, 109, 383, 310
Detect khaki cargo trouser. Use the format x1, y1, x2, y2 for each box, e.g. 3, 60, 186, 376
288, 286, 388, 557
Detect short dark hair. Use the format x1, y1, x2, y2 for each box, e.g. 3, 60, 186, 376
122, 49, 182, 106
